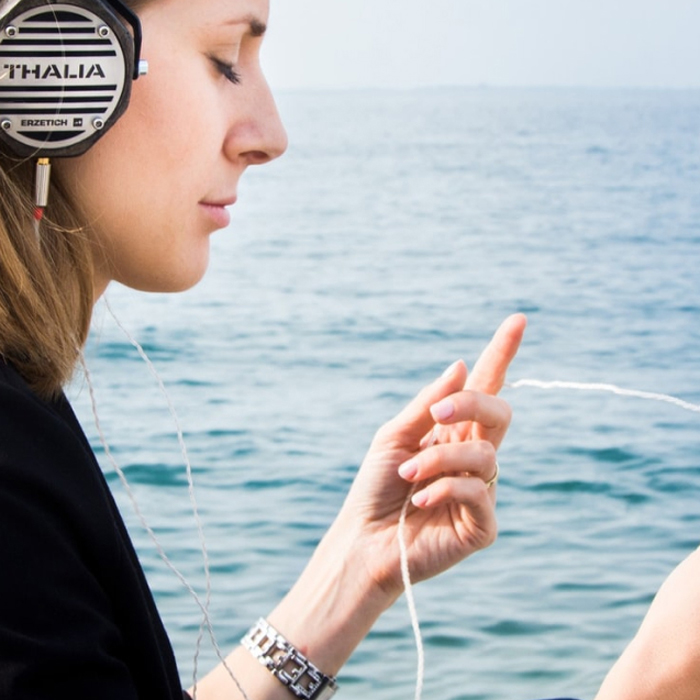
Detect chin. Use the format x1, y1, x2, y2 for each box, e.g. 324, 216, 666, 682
118, 256, 210, 294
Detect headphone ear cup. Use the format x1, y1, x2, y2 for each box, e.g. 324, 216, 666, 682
0, 0, 137, 158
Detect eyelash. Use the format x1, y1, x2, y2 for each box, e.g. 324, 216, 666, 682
210, 56, 241, 85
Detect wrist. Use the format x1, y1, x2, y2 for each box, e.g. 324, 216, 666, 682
266, 515, 394, 676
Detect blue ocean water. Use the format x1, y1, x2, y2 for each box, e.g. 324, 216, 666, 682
71, 88, 700, 700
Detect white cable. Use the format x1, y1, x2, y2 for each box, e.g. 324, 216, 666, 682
81, 302, 251, 700
507, 379, 700, 413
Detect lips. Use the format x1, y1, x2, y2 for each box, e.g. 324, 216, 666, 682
201, 195, 237, 208
199, 196, 236, 228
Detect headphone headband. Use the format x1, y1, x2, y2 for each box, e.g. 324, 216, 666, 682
0, 0, 144, 158
0, 1, 24, 18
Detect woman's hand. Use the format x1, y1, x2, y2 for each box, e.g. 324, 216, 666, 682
338, 313, 527, 599
207, 314, 526, 695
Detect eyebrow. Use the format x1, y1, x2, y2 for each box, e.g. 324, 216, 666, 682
223, 15, 267, 37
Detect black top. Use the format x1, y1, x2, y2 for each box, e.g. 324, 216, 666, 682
0, 361, 188, 699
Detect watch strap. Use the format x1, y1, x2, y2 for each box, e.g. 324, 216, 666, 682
241, 617, 338, 700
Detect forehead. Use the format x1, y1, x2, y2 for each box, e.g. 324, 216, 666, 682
144, 0, 270, 28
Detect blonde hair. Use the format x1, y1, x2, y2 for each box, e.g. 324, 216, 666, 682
0, 155, 95, 399
0, 0, 149, 398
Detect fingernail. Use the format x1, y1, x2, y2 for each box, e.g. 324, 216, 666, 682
412, 490, 429, 508
430, 398, 455, 421
441, 360, 461, 377
398, 458, 418, 480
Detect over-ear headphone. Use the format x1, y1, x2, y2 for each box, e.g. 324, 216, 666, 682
0, 0, 146, 158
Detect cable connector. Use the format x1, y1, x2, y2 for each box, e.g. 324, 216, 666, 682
34, 157, 51, 208
33, 157, 51, 239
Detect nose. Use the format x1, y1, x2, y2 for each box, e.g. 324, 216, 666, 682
223, 68, 288, 166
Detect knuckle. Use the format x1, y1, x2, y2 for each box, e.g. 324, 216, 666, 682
490, 395, 512, 427
475, 492, 498, 546
501, 399, 513, 426
373, 420, 393, 443
461, 391, 479, 416
484, 525, 498, 548
477, 439, 497, 464
373, 416, 403, 445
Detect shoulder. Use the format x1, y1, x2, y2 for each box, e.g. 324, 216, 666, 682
0, 358, 123, 586
0, 360, 82, 455
0, 361, 110, 525
595, 546, 700, 700
0, 361, 181, 698
0, 358, 123, 569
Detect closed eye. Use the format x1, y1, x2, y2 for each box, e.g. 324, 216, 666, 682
209, 56, 241, 85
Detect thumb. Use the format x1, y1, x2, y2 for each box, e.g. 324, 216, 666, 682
377, 359, 468, 448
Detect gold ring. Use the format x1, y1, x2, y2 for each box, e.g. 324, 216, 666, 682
485, 460, 500, 489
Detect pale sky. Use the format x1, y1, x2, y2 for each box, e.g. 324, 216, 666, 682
262, 0, 700, 90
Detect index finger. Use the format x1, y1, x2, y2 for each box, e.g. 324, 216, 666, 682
466, 313, 527, 395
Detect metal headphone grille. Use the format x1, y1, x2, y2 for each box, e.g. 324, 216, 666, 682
0, 1, 130, 156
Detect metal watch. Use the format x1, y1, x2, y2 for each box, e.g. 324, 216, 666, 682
241, 618, 338, 700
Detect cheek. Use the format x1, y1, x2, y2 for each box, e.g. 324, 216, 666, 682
128, 43, 223, 161
51, 46, 223, 290
59, 99, 194, 230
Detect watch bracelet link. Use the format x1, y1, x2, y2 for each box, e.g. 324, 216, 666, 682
241, 617, 339, 700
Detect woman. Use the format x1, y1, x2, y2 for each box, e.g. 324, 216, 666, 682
0, 0, 526, 697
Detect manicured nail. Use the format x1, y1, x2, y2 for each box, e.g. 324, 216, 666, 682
411, 490, 429, 508
430, 398, 455, 421
398, 459, 418, 481
441, 360, 461, 377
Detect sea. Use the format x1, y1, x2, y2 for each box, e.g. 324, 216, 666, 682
69, 87, 700, 700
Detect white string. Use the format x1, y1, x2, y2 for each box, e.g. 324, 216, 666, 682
399, 429, 440, 700
81, 301, 251, 700
507, 379, 700, 413
398, 484, 425, 700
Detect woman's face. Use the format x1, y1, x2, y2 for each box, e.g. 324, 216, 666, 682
55, 0, 287, 295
